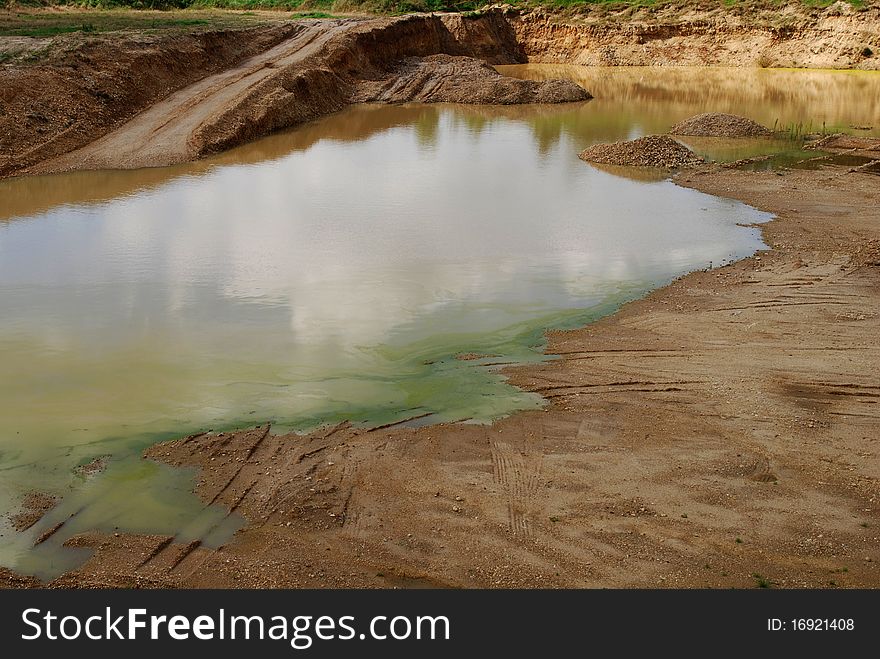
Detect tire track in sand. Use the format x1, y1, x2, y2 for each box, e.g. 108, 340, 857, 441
34, 20, 355, 173
491, 440, 542, 538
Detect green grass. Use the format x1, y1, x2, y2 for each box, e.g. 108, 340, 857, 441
3, 0, 873, 16
3, 22, 91, 36
0, 17, 214, 35
0, 7, 272, 38
752, 573, 772, 588
1, 0, 873, 42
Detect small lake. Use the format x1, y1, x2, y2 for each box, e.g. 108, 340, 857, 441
3, 65, 877, 578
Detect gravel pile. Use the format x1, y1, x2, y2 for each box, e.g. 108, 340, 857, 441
669, 112, 772, 137
578, 135, 705, 168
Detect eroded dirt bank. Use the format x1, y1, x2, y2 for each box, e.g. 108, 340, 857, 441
5, 12, 591, 177
8, 164, 877, 590
511, 2, 880, 69
0, 23, 301, 179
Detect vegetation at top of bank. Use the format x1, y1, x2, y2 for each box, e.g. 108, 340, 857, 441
0, 8, 269, 36
0, 0, 874, 41
2, 0, 876, 16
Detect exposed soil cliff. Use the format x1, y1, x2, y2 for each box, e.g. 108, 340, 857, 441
0, 24, 299, 178
510, 2, 880, 69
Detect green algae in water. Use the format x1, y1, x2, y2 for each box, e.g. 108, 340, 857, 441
2, 288, 645, 581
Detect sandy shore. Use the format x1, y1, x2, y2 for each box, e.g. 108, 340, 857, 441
3, 163, 875, 589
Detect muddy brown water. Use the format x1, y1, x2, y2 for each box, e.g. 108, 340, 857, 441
2, 65, 878, 579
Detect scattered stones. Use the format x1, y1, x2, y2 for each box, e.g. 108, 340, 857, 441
9, 491, 58, 532
455, 352, 499, 361
578, 135, 705, 169
669, 112, 772, 138
73, 455, 109, 479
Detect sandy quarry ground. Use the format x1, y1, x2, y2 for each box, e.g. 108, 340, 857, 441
1, 6, 879, 589
3, 163, 876, 589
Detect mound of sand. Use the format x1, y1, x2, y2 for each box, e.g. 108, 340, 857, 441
669, 113, 772, 138
356, 55, 592, 105
578, 135, 705, 168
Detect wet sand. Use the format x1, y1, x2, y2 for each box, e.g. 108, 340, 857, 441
7, 163, 877, 589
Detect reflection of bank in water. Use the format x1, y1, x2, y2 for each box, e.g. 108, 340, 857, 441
499, 65, 880, 139
583, 161, 672, 183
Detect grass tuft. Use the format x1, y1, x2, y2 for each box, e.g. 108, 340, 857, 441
752, 573, 772, 588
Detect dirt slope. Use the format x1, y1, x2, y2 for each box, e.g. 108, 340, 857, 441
0, 24, 300, 178
180, 12, 539, 161
21, 12, 591, 175
33, 21, 352, 173
17, 165, 877, 590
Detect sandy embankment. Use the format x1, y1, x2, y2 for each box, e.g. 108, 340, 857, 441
5, 163, 873, 590
1, 11, 587, 178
